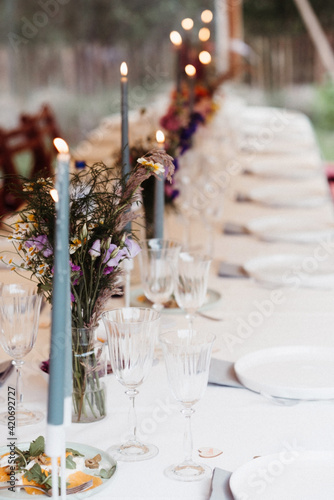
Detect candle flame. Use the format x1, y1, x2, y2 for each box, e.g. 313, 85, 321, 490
199, 51, 212, 65
120, 62, 128, 76
50, 189, 59, 203
53, 138, 69, 154
181, 18, 194, 30
156, 130, 165, 144
201, 9, 213, 23
170, 31, 182, 46
199, 27, 210, 42
185, 64, 196, 77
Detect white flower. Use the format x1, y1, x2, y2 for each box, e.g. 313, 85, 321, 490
137, 157, 165, 174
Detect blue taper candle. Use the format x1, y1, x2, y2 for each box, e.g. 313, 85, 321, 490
120, 62, 130, 177
46, 139, 71, 466
153, 130, 165, 239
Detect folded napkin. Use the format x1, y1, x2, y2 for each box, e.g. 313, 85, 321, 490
208, 358, 243, 388
209, 467, 234, 500
223, 222, 247, 235
218, 262, 248, 279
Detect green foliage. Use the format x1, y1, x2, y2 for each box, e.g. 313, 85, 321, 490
243, 0, 334, 36
312, 80, 334, 130
1, 0, 212, 46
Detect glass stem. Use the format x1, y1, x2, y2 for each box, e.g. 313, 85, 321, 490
186, 313, 195, 332
182, 408, 194, 463
126, 389, 138, 442
206, 223, 214, 256
13, 360, 24, 409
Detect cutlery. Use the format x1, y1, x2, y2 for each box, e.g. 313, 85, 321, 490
0, 479, 93, 496
196, 311, 224, 322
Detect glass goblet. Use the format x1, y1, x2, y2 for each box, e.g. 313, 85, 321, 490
138, 239, 181, 312
0, 291, 42, 425
172, 251, 212, 330
160, 329, 216, 481
102, 307, 160, 461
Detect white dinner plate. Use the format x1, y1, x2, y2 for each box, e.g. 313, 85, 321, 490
234, 346, 334, 400
0, 441, 116, 499
243, 253, 334, 289
230, 451, 334, 500
246, 216, 334, 244
244, 158, 321, 179
242, 184, 329, 208
130, 288, 221, 314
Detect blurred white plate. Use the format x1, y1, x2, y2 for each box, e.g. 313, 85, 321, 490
246, 216, 334, 243
243, 184, 328, 208
234, 346, 334, 400
130, 288, 221, 314
230, 451, 334, 500
244, 253, 334, 289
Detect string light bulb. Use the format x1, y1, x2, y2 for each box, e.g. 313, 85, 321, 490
201, 10, 213, 23
181, 18, 194, 30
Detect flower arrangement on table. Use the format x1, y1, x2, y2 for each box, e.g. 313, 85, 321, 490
1, 150, 174, 422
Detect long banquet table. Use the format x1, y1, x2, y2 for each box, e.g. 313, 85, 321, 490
1, 88, 334, 499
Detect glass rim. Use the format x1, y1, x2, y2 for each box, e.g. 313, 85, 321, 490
102, 306, 161, 324
159, 329, 216, 345
139, 238, 182, 249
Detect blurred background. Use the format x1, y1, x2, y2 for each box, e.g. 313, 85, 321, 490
0, 0, 333, 158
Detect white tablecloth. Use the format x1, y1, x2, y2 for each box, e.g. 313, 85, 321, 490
1, 90, 334, 499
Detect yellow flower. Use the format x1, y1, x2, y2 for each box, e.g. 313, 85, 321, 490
70, 238, 82, 254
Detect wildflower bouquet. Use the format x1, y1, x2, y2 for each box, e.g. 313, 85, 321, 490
1, 150, 174, 422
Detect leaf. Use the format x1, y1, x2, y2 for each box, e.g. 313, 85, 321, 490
66, 455, 77, 469
66, 447, 84, 457
24, 463, 50, 487
29, 436, 45, 457
98, 464, 116, 479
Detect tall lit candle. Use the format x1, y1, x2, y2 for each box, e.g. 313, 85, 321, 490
185, 64, 196, 115
120, 62, 130, 178
154, 130, 165, 239
46, 138, 71, 499
170, 31, 183, 94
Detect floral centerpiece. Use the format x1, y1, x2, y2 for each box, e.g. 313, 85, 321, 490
1, 150, 174, 422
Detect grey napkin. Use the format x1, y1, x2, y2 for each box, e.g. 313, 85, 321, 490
209, 467, 234, 500
208, 358, 243, 388
235, 193, 252, 203
223, 222, 247, 235
218, 261, 248, 279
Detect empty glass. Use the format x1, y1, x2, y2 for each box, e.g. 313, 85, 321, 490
102, 307, 160, 461
138, 239, 181, 312
0, 286, 42, 425
160, 329, 215, 481
172, 251, 212, 330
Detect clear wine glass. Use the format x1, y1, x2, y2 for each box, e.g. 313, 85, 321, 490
138, 239, 181, 312
172, 251, 212, 330
160, 329, 216, 481
0, 287, 42, 425
102, 307, 160, 461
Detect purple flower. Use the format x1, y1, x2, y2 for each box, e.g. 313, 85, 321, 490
103, 244, 120, 267
26, 234, 53, 257
123, 238, 141, 259
103, 266, 114, 275
71, 292, 76, 302
89, 239, 101, 258
70, 262, 81, 272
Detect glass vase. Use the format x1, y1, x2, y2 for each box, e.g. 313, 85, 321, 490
72, 327, 107, 423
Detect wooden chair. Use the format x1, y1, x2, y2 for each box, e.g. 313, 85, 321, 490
0, 104, 61, 218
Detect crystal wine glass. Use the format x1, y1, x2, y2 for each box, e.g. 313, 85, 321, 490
160, 329, 215, 481
0, 286, 42, 425
102, 307, 160, 461
138, 239, 181, 312
172, 251, 212, 330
